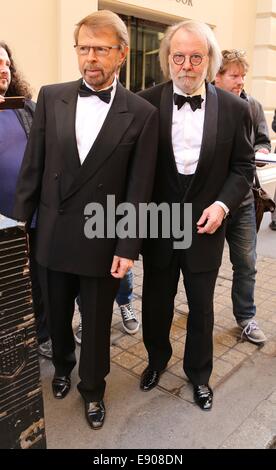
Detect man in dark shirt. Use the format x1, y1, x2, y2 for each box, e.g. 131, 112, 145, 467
0, 41, 52, 358
215, 49, 270, 344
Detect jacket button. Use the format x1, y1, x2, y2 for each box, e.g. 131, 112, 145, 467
97, 183, 103, 189
58, 209, 64, 215
54, 173, 59, 179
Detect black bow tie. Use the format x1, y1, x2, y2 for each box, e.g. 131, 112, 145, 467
78, 82, 113, 103
173, 93, 203, 112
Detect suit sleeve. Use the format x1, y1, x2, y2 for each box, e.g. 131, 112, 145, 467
216, 103, 255, 212
114, 107, 159, 260
251, 98, 271, 152
13, 87, 46, 223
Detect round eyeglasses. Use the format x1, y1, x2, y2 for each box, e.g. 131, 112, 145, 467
172, 53, 205, 67
74, 45, 121, 57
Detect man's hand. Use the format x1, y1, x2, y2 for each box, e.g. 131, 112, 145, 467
257, 148, 269, 154
0, 95, 5, 104
111, 256, 134, 279
197, 203, 225, 235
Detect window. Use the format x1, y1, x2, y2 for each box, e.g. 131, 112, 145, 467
119, 16, 167, 92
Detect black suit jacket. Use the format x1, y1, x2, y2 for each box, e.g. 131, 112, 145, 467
139, 81, 255, 272
13, 80, 158, 276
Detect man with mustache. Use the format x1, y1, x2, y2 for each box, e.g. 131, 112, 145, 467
139, 20, 254, 411
215, 49, 270, 344
13, 10, 158, 429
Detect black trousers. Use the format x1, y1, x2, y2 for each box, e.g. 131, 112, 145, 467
45, 269, 119, 401
142, 253, 218, 385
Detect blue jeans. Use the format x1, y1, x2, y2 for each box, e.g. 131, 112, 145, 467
76, 269, 133, 311
226, 202, 257, 321
115, 269, 133, 306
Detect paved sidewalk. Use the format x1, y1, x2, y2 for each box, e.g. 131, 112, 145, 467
110, 249, 276, 395
40, 220, 276, 449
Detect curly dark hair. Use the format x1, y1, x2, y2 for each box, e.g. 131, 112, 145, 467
0, 41, 32, 98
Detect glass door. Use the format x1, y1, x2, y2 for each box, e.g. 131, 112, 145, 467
119, 16, 167, 92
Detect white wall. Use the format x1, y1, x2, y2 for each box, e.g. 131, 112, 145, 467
1, 0, 58, 97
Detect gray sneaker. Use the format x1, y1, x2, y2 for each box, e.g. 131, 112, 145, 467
238, 319, 267, 344
74, 316, 82, 345
120, 303, 140, 335
38, 338, 53, 359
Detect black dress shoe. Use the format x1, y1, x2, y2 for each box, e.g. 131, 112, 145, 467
52, 375, 71, 399
193, 384, 213, 411
85, 400, 105, 429
140, 366, 164, 391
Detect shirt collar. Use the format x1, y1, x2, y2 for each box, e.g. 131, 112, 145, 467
240, 89, 247, 101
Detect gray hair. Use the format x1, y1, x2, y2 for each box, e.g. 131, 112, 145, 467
159, 20, 222, 82
74, 10, 129, 48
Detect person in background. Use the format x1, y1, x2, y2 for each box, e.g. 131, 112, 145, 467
0, 41, 52, 359
139, 21, 254, 411
115, 270, 139, 334
270, 110, 276, 231
74, 269, 139, 344
215, 49, 270, 344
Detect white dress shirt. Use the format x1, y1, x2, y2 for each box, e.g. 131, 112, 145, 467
172, 82, 206, 175
172, 82, 229, 216
75, 78, 117, 165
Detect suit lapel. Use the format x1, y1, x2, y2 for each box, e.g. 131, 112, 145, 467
55, 79, 81, 176
62, 82, 134, 201
184, 82, 218, 201
160, 82, 182, 193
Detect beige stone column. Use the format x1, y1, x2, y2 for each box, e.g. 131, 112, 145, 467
252, 0, 276, 181
252, 0, 276, 129
57, 0, 98, 82
0, 0, 58, 97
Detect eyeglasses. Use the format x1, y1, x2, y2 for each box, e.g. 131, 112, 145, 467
222, 50, 246, 60
172, 54, 205, 67
74, 45, 121, 57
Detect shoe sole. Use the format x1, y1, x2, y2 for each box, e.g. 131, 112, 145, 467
54, 393, 70, 400
140, 381, 160, 392
243, 336, 266, 345
140, 377, 161, 392
52, 386, 71, 399
122, 323, 140, 335
199, 406, 212, 411
86, 421, 105, 430
194, 398, 213, 411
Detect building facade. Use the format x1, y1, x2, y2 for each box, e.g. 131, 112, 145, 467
2, 0, 276, 181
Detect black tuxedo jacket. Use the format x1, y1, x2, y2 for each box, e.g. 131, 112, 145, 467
139, 81, 255, 273
13, 80, 158, 276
